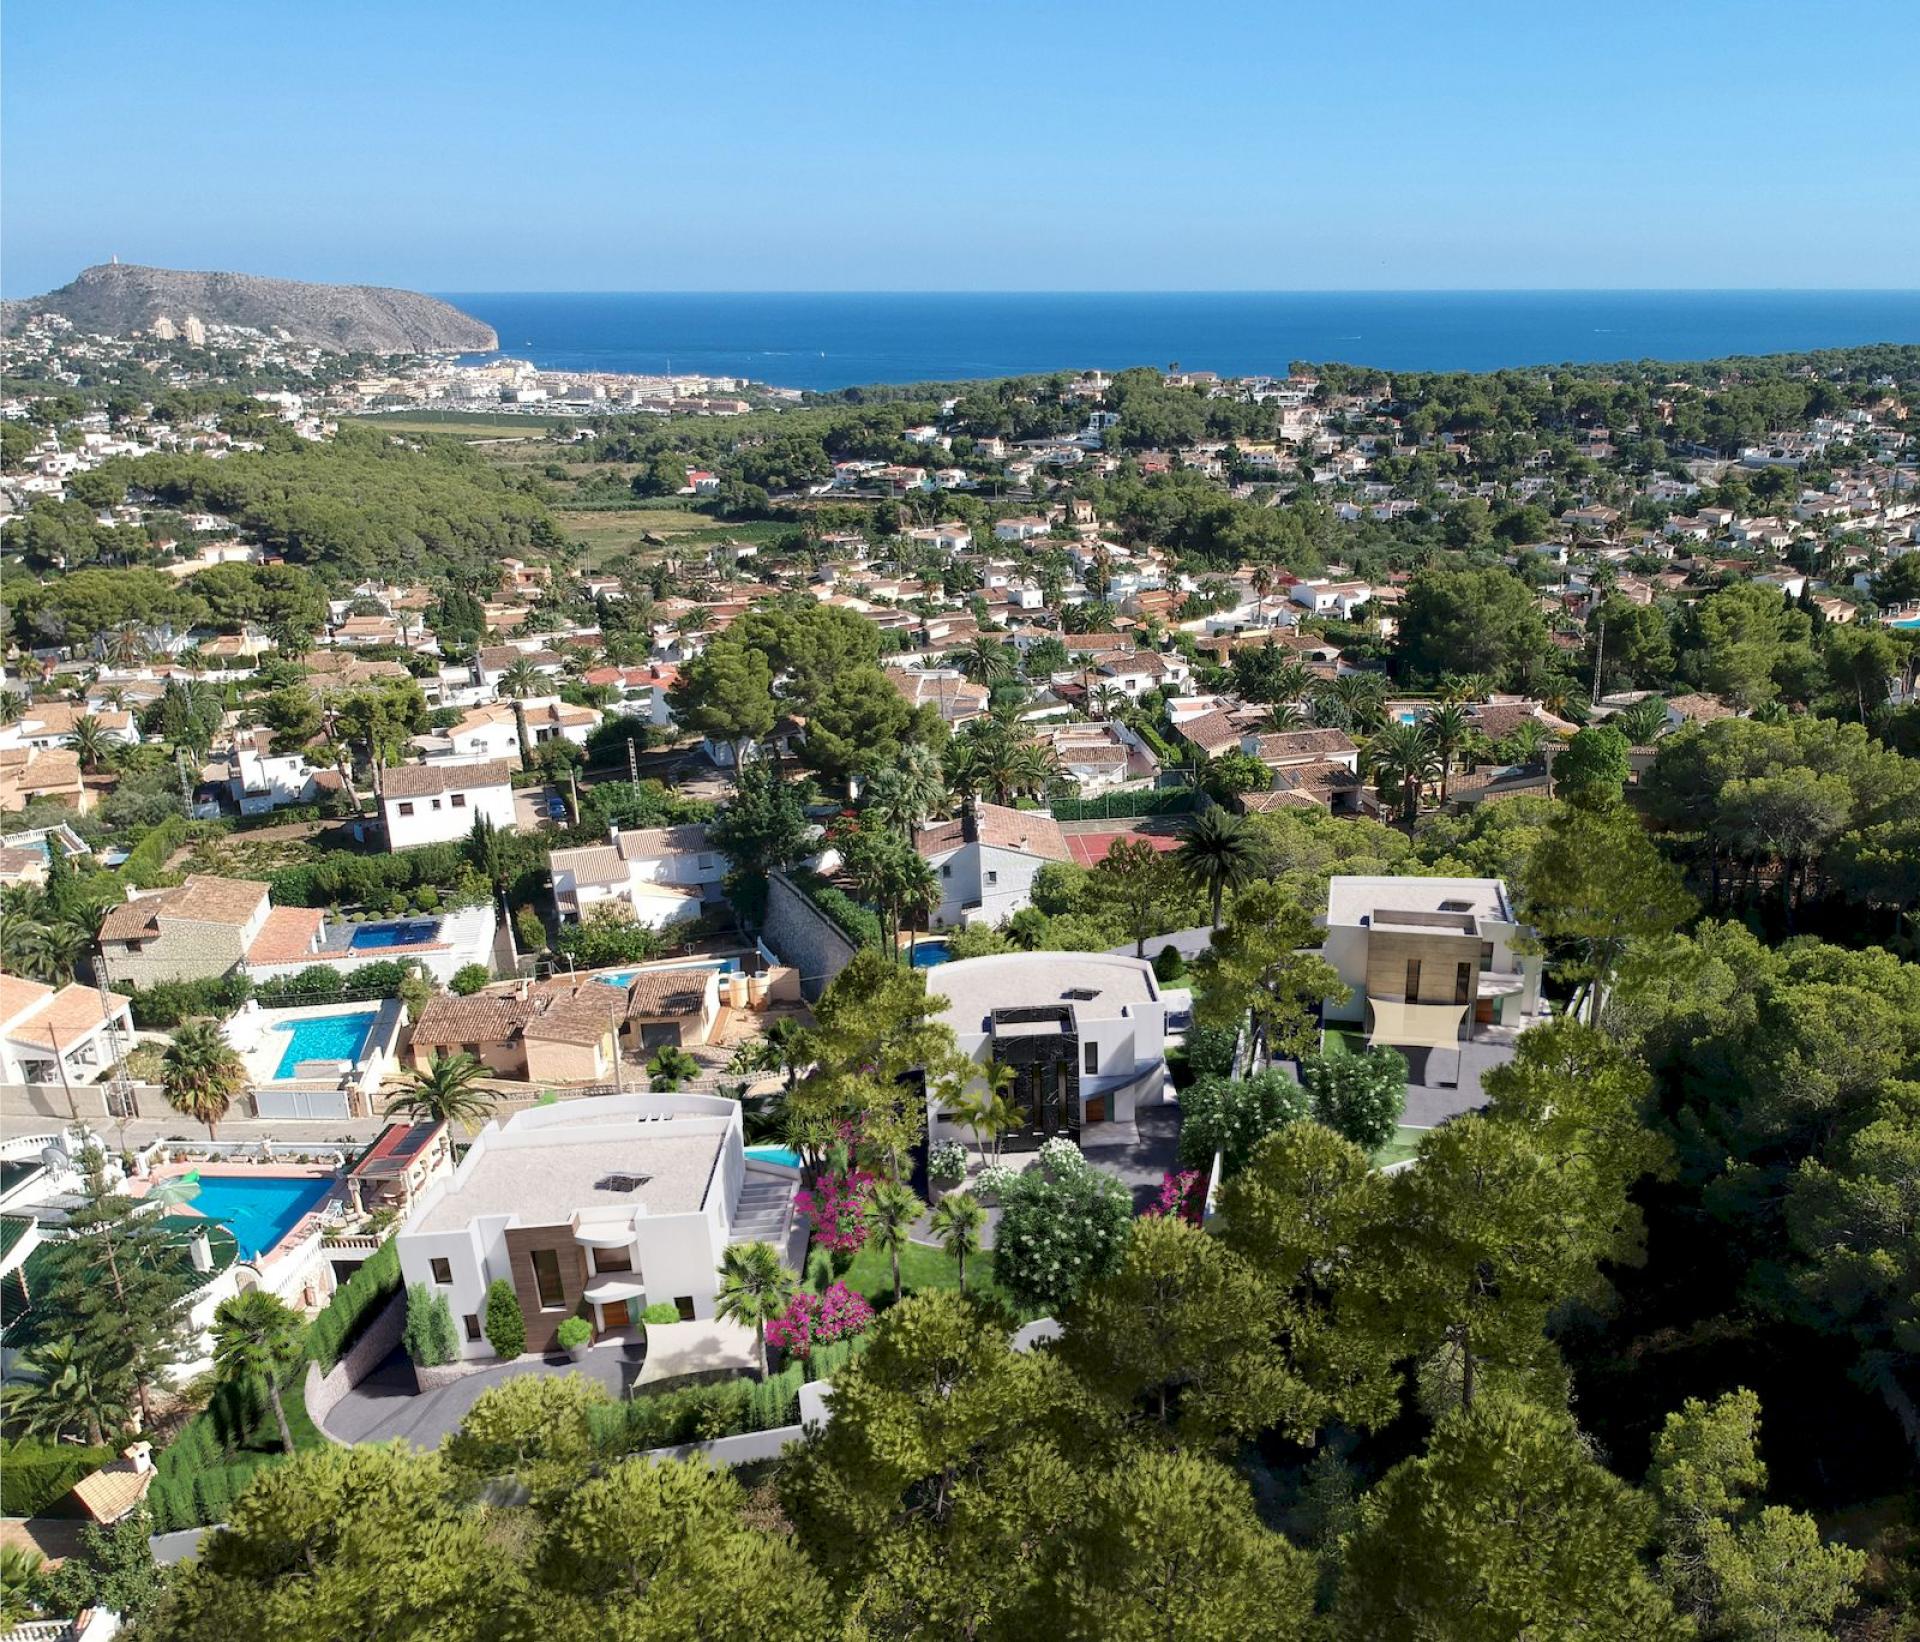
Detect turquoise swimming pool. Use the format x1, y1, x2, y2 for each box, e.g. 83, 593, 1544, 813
184, 1174, 334, 1260
746, 1145, 803, 1169
272, 1009, 378, 1078
595, 958, 741, 986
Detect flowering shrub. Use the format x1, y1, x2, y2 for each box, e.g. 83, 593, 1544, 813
1036, 1136, 1086, 1176
928, 1141, 969, 1185
994, 1155, 1132, 1315
974, 1164, 1016, 1203
1146, 1168, 1206, 1224
795, 1169, 873, 1252
765, 1283, 874, 1358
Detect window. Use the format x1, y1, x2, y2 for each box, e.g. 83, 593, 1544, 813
1404, 958, 1422, 1000
1479, 941, 1496, 972
398, 801, 415, 817
463, 1313, 482, 1342
941, 864, 951, 879
431, 798, 442, 810
451, 793, 467, 809
593, 1247, 632, 1275
985, 870, 998, 886
1084, 1042, 1099, 1076
674, 1296, 696, 1321
430, 1257, 452, 1285
1455, 962, 1472, 1005
531, 1248, 566, 1310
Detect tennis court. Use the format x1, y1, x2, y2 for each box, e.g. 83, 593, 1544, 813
1061, 821, 1188, 866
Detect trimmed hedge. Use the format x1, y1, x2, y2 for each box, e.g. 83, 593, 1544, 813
586, 1365, 806, 1455
0, 1441, 115, 1516
118, 816, 190, 887
307, 1239, 401, 1371
1050, 787, 1195, 822
790, 871, 882, 950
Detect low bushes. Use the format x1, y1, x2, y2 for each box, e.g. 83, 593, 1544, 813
118, 815, 189, 886
789, 870, 883, 951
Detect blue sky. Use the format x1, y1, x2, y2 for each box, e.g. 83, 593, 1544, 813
5, 0, 1917, 295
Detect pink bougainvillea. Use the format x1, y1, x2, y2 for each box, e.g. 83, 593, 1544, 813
1146, 1168, 1206, 1225
795, 1169, 873, 1252
766, 1282, 874, 1357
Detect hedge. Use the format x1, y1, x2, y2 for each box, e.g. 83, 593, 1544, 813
266, 841, 474, 909
306, 1239, 402, 1371
790, 871, 882, 950
0, 1441, 115, 1516
1049, 787, 1196, 822
586, 1365, 806, 1456
118, 815, 189, 887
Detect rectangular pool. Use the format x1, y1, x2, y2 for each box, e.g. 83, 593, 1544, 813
185, 1174, 334, 1260
349, 919, 441, 949
595, 958, 740, 987
272, 1009, 378, 1078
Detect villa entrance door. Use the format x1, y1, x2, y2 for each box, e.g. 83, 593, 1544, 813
602, 1300, 630, 1329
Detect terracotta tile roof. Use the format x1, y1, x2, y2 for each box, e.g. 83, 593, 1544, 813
99, 875, 269, 941
1249, 728, 1358, 763
0, 974, 53, 1027
1272, 759, 1364, 794
244, 906, 328, 966
550, 844, 627, 886
1666, 693, 1736, 722
522, 987, 621, 1046
913, 801, 1071, 863
410, 994, 524, 1048
71, 1452, 154, 1523
380, 759, 515, 799
2, 981, 126, 1049
620, 970, 713, 1019
1175, 709, 1244, 755
1240, 788, 1327, 812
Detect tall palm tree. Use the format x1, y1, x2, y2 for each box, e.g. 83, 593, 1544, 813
1008, 739, 1058, 803
1500, 717, 1551, 768
388, 1052, 497, 1133
107, 623, 148, 668
211, 1289, 305, 1453
1090, 684, 1129, 721
715, 1241, 798, 1380
162, 1020, 248, 1140
928, 1191, 986, 1293
1178, 807, 1263, 929
895, 741, 950, 828
958, 637, 1015, 687
1423, 701, 1474, 804
1612, 695, 1669, 747
67, 713, 112, 775
1269, 658, 1316, 705
499, 657, 543, 699
865, 1182, 926, 1306
1365, 721, 1440, 824
1262, 700, 1306, 733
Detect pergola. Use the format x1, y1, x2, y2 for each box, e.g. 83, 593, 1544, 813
1365, 999, 1469, 1053
632, 1316, 760, 1389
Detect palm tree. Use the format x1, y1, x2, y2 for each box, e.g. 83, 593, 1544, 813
1262, 700, 1306, 733
388, 1052, 497, 1132
1090, 684, 1129, 721
715, 1241, 798, 1380
107, 623, 148, 668
1268, 658, 1316, 705
211, 1290, 305, 1453
67, 713, 112, 775
1178, 806, 1263, 929
1008, 739, 1058, 803
1499, 717, 1551, 768
1365, 721, 1440, 824
865, 1182, 926, 1306
928, 1191, 986, 1293
3, 1337, 129, 1446
959, 637, 1015, 686
957, 1061, 1023, 1164
499, 657, 543, 699
1612, 695, 1669, 747
14, 913, 90, 985
1423, 701, 1474, 804
161, 1020, 248, 1141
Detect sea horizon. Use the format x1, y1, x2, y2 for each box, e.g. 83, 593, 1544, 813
435, 288, 1920, 394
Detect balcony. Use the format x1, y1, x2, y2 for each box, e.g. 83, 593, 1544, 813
1476, 969, 1528, 999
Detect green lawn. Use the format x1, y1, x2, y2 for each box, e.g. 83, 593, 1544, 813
1322, 1027, 1368, 1059
822, 1239, 1018, 1313
1371, 1126, 1426, 1170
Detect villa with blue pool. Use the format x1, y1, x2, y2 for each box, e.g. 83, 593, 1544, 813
223, 996, 408, 1120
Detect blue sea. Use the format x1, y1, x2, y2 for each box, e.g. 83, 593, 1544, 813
436, 291, 1920, 393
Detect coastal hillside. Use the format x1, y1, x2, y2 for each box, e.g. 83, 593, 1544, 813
1, 262, 497, 353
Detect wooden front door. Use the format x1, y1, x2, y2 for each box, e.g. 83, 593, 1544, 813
602, 1300, 630, 1329
1084, 1096, 1107, 1124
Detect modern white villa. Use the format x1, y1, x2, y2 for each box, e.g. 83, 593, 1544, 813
925, 951, 1189, 1149
394, 1094, 798, 1358
1319, 874, 1545, 1051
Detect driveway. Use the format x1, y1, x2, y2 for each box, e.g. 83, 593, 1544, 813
1082, 1103, 1183, 1210
1399, 1039, 1509, 1127
321, 1343, 642, 1449
1108, 926, 1216, 964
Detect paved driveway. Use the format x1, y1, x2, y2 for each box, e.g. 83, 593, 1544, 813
1399, 1040, 1509, 1127
1082, 1104, 1183, 1210
322, 1344, 641, 1449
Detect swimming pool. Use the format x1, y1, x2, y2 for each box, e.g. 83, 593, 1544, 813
746, 1145, 803, 1169
349, 919, 441, 949
595, 958, 741, 987
272, 1009, 378, 1078
184, 1174, 334, 1260
910, 940, 952, 968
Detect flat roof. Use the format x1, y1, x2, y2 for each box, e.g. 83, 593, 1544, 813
929, 951, 1158, 1034
1325, 875, 1512, 929
415, 1126, 723, 1234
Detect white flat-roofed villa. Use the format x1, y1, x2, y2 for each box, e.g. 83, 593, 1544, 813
926, 951, 1190, 1150
395, 1093, 801, 1358
1320, 874, 1546, 1053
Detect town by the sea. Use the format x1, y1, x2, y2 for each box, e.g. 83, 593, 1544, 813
438, 289, 1920, 393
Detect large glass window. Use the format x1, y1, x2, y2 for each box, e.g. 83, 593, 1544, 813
593, 1247, 632, 1275
1404, 958, 1422, 1000
1455, 961, 1472, 1005
531, 1247, 565, 1310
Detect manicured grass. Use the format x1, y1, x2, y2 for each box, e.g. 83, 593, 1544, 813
824, 1239, 1016, 1312
1322, 1027, 1368, 1059
1372, 1125, 1426, 1170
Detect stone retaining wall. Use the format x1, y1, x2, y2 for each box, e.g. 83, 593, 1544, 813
303, 1287, 407, 1441
761, 871, 859, 1001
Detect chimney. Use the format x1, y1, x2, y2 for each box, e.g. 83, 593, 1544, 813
189, 1229, 212, 1272
123, 1441, 153, 1474
961, 795, 979, 845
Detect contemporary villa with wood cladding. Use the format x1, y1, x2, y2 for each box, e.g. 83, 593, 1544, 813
394, 1094, 799, 1356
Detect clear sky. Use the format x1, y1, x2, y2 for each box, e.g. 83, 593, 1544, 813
4, 0, 1917, 296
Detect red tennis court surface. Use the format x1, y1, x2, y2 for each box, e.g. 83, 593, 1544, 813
1062, 824, 1188, 866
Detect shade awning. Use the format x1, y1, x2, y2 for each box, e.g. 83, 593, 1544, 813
1366, 999, 1468, 1052
583, 1274, 646, 1304
634, 1317, 759, 1387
